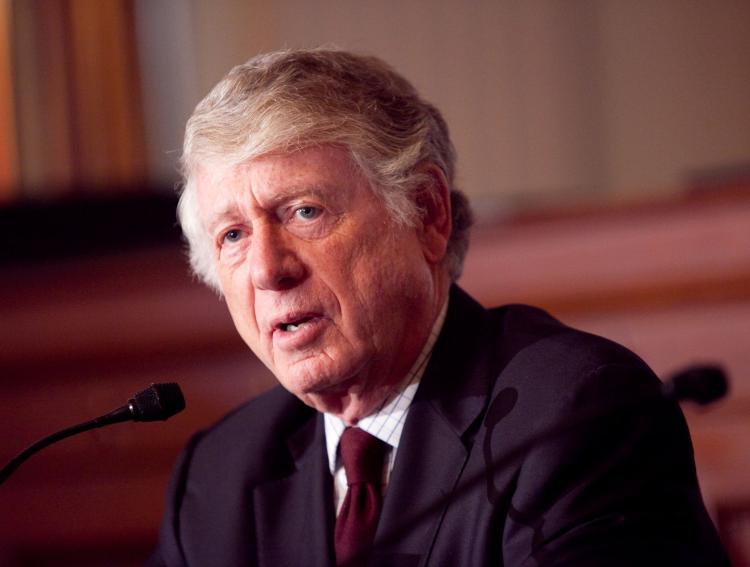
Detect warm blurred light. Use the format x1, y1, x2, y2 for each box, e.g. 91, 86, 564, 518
9, 0, 147, 198
0, 0, 18, 200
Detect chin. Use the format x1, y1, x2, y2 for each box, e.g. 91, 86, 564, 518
280, 360, 359, 399
277, 364, 339, 396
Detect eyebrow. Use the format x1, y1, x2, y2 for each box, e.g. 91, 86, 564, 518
205, 205, 244, 236
266, 184, 340, 206
204, 184, 345, 234
261, 184, 352, 218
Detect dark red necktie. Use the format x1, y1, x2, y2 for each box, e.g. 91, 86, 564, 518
334, 427, 388, 567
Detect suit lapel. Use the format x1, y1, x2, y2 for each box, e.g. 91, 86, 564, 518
371, 287, 496, 567
253, 413, 336, 567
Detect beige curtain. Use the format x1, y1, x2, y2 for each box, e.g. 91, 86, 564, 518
10, 0, 147, 197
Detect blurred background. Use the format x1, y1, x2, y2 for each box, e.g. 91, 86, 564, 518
1, 1, 749, 565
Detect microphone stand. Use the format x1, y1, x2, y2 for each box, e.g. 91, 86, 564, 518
0, 383, 185, 486
0, 409, 132, 485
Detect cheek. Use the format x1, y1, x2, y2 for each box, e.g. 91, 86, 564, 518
343, 232, 429, 326
219, 240, 249, 268
221, 271, 261, 343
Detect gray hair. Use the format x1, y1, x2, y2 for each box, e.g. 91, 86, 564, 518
178, 48, 473, 290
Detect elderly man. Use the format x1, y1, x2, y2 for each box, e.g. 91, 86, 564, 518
149, 49, 728, 567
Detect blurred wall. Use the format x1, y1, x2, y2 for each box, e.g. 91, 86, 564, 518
137, 0, 750, 211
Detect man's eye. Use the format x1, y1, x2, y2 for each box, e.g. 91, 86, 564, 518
294, 206, 320, 221
222, 229, 243, 244
284, 205, 335, 239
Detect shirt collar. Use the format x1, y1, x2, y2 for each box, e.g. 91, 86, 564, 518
324, 299, 448, 473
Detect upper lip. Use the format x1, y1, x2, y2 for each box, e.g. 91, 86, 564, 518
270, 311, 322, 332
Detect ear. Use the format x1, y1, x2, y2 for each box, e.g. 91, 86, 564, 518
414, 162, 452, 265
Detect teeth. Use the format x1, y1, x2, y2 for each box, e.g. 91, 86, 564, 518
281, 317, 315, 332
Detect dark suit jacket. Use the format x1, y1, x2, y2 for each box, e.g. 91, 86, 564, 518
149, 286, 728, 566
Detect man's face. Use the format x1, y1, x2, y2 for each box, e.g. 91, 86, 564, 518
195, 146, 442, 418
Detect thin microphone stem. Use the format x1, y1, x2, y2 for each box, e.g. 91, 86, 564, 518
0, 407, 131, 486
0, 383, 184, 486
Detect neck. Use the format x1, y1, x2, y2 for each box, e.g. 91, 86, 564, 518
315, 279, 450, 424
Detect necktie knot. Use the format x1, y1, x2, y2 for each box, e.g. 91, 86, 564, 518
339, 427, 387, 485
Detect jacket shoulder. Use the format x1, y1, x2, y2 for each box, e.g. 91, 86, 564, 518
183, 385, 316, 486
490, 302, 654, 374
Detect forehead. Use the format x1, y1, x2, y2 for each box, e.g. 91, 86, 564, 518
197, 146, 368, 202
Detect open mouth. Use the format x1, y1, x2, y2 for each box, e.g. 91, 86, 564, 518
278, 315, 317, 333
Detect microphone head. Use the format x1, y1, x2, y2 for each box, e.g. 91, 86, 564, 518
128, 383, 186, 421
662, 365, 729, 406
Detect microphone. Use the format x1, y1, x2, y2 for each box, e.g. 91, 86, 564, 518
0, 383, 185, 486
661, 364, 728, 406
100, 382, 186, 424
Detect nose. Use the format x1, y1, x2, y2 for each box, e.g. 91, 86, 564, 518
249, 224, 307, 291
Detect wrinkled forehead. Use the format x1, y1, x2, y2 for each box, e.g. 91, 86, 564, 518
192, 145, 368, 192
191, 145, 376, 221
192, 159, 236, 192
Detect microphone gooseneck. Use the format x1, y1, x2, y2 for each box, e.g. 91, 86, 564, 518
0, 383, 185, 486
